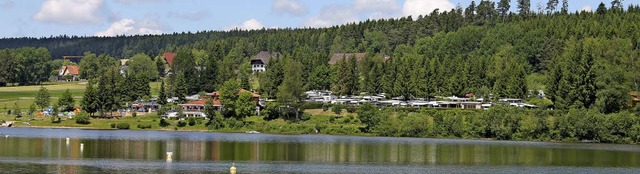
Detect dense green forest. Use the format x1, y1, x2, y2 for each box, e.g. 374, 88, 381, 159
1, 1, 640, 116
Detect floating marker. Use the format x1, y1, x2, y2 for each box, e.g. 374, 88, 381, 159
230, 162, 237, 174
66, 138, 70, 145
80, 143, 84, 152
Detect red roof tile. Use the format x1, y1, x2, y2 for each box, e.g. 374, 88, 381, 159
60, 65, 80, 75
163, 52, 177, 66
67, 66, 79, 75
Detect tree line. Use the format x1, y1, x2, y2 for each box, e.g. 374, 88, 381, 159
1, 1, 640, 115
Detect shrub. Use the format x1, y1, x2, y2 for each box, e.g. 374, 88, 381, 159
110, 123, 116, 128
188, 117, 196, 126
75, 112, 90, 124
137, 123, 152, 129
346, 105, 356, 113
132, 112, 137, 117
300, 113, 311, 121
322, 103, 331, 111
50, 116, 61, 123
116, 123, 130, 129
331, 104, 343, 114
159, 119, 170, 127
177, 121, 187, 127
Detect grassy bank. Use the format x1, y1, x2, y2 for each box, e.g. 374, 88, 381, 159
0, 109, 365, 135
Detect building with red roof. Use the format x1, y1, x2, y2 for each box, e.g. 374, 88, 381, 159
163, 52, 176, 66
58, 65, 80, 81
176, 89, 261, 118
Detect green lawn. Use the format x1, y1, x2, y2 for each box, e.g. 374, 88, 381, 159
0, 81, 161, 111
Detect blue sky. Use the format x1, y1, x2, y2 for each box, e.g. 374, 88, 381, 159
0, 0, 626, 38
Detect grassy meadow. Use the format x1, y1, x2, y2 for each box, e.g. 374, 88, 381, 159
0, 81, 161, 112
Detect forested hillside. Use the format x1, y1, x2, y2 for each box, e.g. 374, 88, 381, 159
1, 1, 639, 114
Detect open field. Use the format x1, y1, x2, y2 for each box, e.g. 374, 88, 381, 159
0, 81, 161, 111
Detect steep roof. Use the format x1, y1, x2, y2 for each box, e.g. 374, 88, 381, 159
251, 51, 282, 65
61, 65, 80, 75
328, 53, 366, 65
163, 52, 177, 66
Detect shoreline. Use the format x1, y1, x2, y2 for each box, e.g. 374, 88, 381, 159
5, 124, 623, 145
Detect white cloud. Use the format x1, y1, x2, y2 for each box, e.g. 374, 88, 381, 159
273, 0, 308, 16
355, 0, 401, 19
581, 5, 592, 12
33, 0, 105, 25
354, 0, 398, 12
402, 0, 455, 18
95, 18, 164, 36
167, 10, 209, 21
302, 5, 358, 28
225, 19, 264, 31
0, 0, 14, 9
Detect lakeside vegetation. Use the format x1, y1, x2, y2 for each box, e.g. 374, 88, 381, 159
1, 1, 640, 144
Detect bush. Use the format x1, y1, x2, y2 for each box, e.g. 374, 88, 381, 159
75, 112, 90, 124
137, 123, 152, 129
177, 121, 187, 127
188, 117, 196, 126
116, 123, 130, 129
50, 116, 61, 123
110, 123, 116, 128
346, 105, 356, 113
159, 119, 170, 127
322, 103, 331, 111
300, 113, 311, 121
331, 104, 343, 114
132, 112, 137, 117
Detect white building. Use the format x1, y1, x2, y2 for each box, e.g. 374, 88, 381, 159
251, 51, 282, 73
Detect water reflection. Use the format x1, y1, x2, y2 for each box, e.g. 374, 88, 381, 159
0, 128, 639, 173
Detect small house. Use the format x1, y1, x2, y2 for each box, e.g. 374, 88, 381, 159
251, 51, 282, 73
58, 65, 80, 81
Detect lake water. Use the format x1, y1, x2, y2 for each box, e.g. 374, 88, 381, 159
0, 128, 639, 173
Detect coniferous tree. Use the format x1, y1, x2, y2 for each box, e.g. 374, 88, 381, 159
155, 56, 166, 78
517, 0, 531, 17
158, 80, 167, 105
346, 54, 359, 95
596, 2, 608, 15
561, 0, 569, 14
81, 82, 99, 116
465, 1, 477, 24
307, 65, 331, 90
331, 55, 349, 96
546, 0, 559, 14
58, 89, 75, 112
260, 56, 283, 98
35, 86, 50, 111
497, 0, 511, 17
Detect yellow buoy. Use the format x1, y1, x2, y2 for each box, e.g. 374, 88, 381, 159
230, 163, 237, 174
